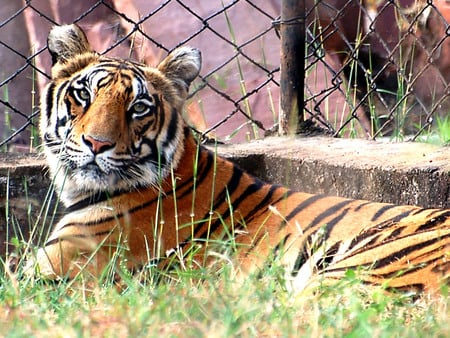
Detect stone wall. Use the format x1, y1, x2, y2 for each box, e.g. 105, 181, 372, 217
1, 137, 449, 256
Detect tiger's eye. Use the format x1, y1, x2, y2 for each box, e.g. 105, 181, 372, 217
73, 87, 90, 104
78, 89, 90, 100
130, 101, 154, 119
133, 102, 147, 113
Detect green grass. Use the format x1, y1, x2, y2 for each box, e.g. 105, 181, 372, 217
1, 57, 40, 153
416, 115, 450, 146
2, 84, 11, 152
1, 233, 449, 337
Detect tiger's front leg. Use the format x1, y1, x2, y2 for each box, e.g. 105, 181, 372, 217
26, 223, 125, 281
28, 241, 112, 280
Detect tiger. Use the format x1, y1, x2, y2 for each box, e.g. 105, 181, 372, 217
30, 24, 449, 294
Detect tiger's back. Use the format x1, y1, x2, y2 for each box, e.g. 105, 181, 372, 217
32, 24, 450, 293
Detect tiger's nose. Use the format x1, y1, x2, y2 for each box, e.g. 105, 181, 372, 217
82, 135, 115, 154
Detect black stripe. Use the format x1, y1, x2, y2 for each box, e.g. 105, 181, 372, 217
315, 241, 341, 271
346, 209, 417, 252
242, 187, 295, 258
160, 107, 179, 166
56, 115, 68, 129
139, 138, 163, 166
134, 97, 165, 165
354, 201, 372, 211
369, 209, 417, 228
44, 82, 56, 120
59, 216, 116, 231
411, 208, 431, 216
209, 165, 244, 212
65, 144, 83, 154
348, 231, 382, 251
321, 207, 351, 242
97, 73, 114, 89
177, 150, 215, 200
232, 178, 266, 210
383, 226, 406, 242
377, 257, 444, 281
56, 80, 70, 99
327, 232, 450, 277
66, 191, 120, 213
194, 165, 244, 239
119, 72, 132, 82
97, 61, 138, 70
177, 165, 244, 247
54, 80, 71, 124
273, 233, 291, 257
162, 107, 179, 149
242, 184, 284, 226
184, 125, 192, 138
291, 207, 351, 278
279, 194, 327, 229
371, 234, 450, 272
66, 147, 215, 223
63, 96, 72, 121
186, 175, 285, 252
85, 68, 100, 85
416, 210, 450, 232
155, 96, 165, 136
304, 200, 354, 232
370, 204, 396, 222
431, 260, 450, 275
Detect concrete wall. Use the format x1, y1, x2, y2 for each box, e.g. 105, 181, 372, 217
219, 137, 450, 208
1, 137, 450, 256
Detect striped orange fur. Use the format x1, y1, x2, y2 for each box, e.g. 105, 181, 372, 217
32, 24, 449, 293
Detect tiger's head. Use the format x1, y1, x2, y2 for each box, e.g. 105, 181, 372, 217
40, 24, 201, 206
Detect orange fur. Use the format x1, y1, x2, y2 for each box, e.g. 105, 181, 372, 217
31, 25, 449, 293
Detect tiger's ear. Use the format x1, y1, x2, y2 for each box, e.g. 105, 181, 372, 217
157, 47, 201, 89
47, 24, 94, 65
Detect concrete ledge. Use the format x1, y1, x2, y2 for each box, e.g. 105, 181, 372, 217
1, 137, 450, 255
217, 137, 450, 208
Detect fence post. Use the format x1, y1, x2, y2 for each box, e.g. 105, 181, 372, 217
279, 0, 306, 136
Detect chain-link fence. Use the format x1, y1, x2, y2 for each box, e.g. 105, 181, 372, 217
1, 0, 449, 152
0, 0, 281, 151
302, 0, 450, 141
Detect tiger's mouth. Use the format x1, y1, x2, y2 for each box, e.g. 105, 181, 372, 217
74, 163, 123, 190
69, 154, 116, 176
71, 158, 153, 192
56, 141, 162, 193
80, 162, 106, 175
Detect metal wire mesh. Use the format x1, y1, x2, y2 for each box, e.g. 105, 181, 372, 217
303, 0, 450, 141
1, 0, 449, 151
0, 0, 281, 151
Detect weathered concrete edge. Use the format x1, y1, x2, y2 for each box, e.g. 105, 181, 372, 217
216, 136, 450, 209
1, 136, 450, 209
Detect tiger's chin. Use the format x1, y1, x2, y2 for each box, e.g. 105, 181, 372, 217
57, 164, 161, 206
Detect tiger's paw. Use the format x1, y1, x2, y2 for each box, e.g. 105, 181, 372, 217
23, 248, 61, 281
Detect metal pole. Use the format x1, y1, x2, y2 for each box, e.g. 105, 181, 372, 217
279, 0, 306, 136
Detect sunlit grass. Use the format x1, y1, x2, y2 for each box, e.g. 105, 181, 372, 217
1, 248, 449, 337
417, 115, 450, 146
